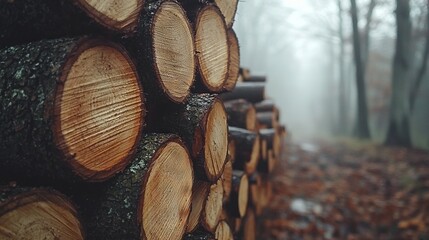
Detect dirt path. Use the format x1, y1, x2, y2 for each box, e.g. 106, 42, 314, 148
258, 140, 429, 240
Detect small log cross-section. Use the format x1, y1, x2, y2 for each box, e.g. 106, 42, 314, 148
126, 0, 195, 103
193, 5, 229, 92
260, 128, 281, 158
0, 0, 144, 48
221, 158, 233, 203
0, 37, 144, 183
223, 29, 240, 91
220, 82, 265, 103
227, 170, 249, 218
158, 94, 228, 182
201, 179, 224, 233
77, 134, 193, 240
223, 99, 257, 131
215, 220, 234, 240
228, 127, 260, 174
256, 112, 276, 129
187, 181, 211, 233
0, 186, 84, 239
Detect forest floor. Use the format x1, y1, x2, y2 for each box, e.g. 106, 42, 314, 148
259, 138, 429, 240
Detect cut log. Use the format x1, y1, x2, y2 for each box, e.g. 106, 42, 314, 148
256, 112, 276, 129
242, 208, 256, 240
0, 37, 144, 183
261, 139, 268, 161
228, 127, 260, 174
222, 158, 233, 203
223, 29, 240, 91
185, 3, 229, 92
255, 99, 280, 121
0, 0, 143, 48
215, 220, 234, 240
77, 133, 193, 240
258, 149, 275, 174
201, 179, 224, 233
187, 181, 211, 233
219, 82, 265, 103
213, 0, 238, 28
268, 149, 277, 173
0, 186, 84, 239
223, 99, 257, 131
227, 170, 249, 218
243, 76, 266, 83
157, 94, 228, 182
239, 68, 250, 81
125, 0, 195, 103
260, 128, 281, 158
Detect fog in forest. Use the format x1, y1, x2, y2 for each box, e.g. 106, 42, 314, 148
233, 0, 429, 149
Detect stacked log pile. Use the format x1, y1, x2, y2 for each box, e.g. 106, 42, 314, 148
0, 0, 285, 239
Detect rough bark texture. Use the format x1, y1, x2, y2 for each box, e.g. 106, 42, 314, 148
350, 0, 370, 139
123, 0, 195, 104
220, 82, 265, 103
254, 99, 276, 112
228, 127, 259, 171
155, 94, 226, 181
386, 0, 412, 146
0, 37, 141, 185
76, 133, 188, 240
0, 0, 142, 48
223, 99, 256, 131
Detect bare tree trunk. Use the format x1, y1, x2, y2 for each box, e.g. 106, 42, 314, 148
350, 0, 371, 138
410, 0, 429, 111
337, 0, 347, 134
386, 0, 413, 146
362, 0, 377, 68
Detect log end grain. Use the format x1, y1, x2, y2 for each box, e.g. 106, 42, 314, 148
213, 0, 239, 28
152, 1, 195, 102
223, 29, 240, 91
187, 181, 211, 233
141, 140, 193, 240
221, 158, 233, 203
0, 188, 83, 240
76, 0, 144, 32
53, 40, 144, 181
204, 99, 228, 181
195, 5, 229, 92
215, 220, 233, 240
237, 174, 249, 218
245, 135, 260, 175
201, 179, 223, 233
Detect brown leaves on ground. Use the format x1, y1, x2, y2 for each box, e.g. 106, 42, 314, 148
259, 140, 429, 240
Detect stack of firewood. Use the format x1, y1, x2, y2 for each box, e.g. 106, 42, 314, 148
0, 0, 285, 239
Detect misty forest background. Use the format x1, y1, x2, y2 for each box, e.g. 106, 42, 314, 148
234, 0, 429, 149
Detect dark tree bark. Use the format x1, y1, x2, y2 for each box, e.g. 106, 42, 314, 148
76, 133, 193, 240
223, 99, 257, 131
350, 0, 371, 138
243, 76, 266, 82
385, 0, 413, 146
256, 112, 276, 129
184, 229, 215, 240
0, 37, 144, 184
228, 127, 260, 174
0, 0, 143, 48
219, 82, 265, 103
227, 170, 248, 218
155, 94, 228, 182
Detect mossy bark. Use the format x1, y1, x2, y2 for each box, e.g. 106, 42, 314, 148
76, 133, 185, 240
0, 0, 139, 48
183, 228, 215, 240
0, 37, 123, 185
